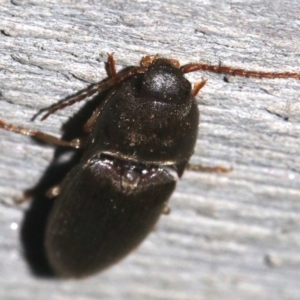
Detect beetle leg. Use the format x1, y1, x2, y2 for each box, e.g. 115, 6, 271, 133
162, 203, 171, 215
83, 105, 104, 133
46, 185, 61, 198
10, 190, 34, 205
106, 53, 117, 77
186, 163, 233, 173
0, 119, 84, 148
192, 78, 207, 96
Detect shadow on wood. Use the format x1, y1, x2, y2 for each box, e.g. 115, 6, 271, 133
20, 90, 110, 277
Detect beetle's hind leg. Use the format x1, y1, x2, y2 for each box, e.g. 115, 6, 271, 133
162, 203, 171, 215
186, 163, 232, 173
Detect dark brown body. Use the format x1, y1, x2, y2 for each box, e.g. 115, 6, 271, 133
45, 160, 176, 277
45, 59, 199, 278
1, 54, 298, 278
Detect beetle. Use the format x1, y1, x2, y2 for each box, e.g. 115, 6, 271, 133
0, 54, 299, 278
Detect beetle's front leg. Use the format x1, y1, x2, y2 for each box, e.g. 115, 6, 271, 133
106, 53, 117, 77
0, 119, 85, 149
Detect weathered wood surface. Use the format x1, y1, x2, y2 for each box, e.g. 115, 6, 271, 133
0, 1, 300, 299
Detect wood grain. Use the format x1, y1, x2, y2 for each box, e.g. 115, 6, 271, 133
0, 1, 300, 299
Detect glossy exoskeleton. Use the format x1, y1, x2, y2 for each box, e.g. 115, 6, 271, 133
0, 54, 299, 278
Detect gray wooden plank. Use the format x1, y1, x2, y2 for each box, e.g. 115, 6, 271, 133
0, 1, 300, 299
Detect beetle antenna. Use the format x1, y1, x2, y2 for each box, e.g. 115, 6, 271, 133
39, 66, 146, 121
181, 63, 300, 79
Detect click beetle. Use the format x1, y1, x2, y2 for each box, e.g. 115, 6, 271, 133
0, 54, 299, 278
